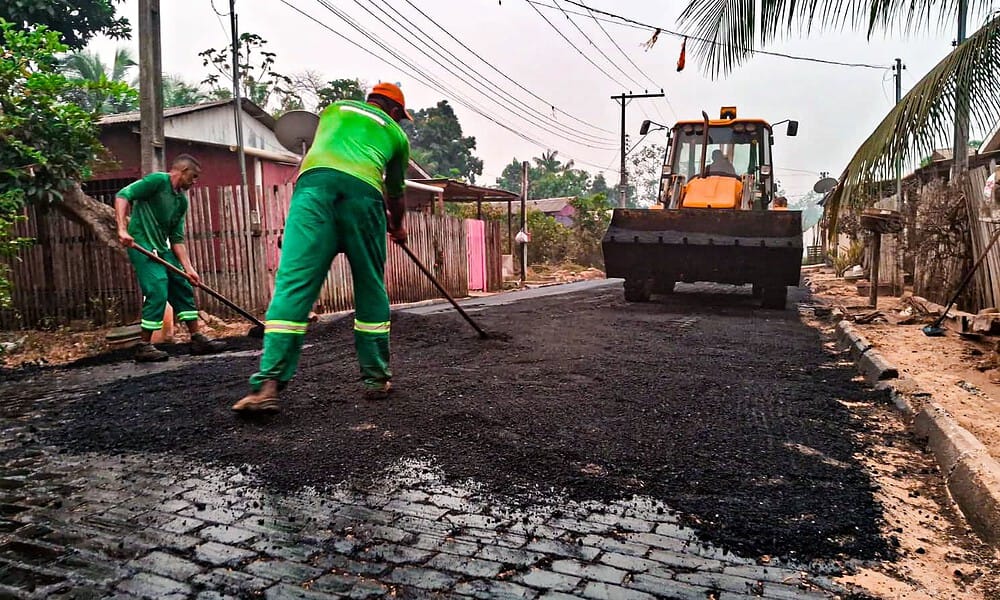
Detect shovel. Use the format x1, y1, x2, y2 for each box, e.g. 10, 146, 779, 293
131, 244, 265, 338
923, 223, 1000, 337
395, 240, 491, 339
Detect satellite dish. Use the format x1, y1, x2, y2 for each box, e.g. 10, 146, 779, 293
275, 110, 319, 154
813, 177, 839, 194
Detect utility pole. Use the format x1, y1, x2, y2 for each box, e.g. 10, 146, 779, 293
952, 0, 969, 178
519, 161, 529, 285
138, 0, 164, 174
893, 58, 905, 199
229, 0, 251, 203
611, 91, 665, 208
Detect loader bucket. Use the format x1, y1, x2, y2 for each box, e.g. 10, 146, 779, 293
602, 208, 803, 307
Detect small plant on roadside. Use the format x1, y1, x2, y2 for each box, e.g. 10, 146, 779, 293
831, 240, 865, 277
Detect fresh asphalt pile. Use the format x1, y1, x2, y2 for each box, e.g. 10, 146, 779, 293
26, 286, 890, 561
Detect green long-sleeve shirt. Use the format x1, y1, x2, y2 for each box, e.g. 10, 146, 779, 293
117, 172, 188, 254
299, 100, 410, 198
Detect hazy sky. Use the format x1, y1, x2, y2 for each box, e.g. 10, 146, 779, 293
90, 0, 995, 200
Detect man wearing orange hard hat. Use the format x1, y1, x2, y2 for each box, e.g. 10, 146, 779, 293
233, 81, 412, 413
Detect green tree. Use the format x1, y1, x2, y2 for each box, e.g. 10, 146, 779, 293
496, 152, 594, 199
401, 100, 483, 183
199, 32, 297, 112
317, 78, 365, 110
162, 75, 209, 108
589, 172, 612, 198
677, 0, 1000, 227
0, 0, 130, 50
0, 20, 131, 304
61, 46, 137, 113
627, 144, 666, 208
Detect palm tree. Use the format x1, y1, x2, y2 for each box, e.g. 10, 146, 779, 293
62, 46, 138, 113
533, 150, 575, 174
162, 75, 209, 108
676, 1, 1000, 226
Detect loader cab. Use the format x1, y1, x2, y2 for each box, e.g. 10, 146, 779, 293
658, 110, 780, 211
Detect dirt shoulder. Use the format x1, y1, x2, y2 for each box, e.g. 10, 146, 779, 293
808, 268, 1000, 465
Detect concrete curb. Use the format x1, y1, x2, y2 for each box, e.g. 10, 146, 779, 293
834, 320, 1000, 546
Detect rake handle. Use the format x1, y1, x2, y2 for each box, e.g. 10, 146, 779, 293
130, 244, 265, 328
396, 241, 489, 338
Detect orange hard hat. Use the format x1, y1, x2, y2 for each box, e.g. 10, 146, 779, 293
370, 82, 413, 120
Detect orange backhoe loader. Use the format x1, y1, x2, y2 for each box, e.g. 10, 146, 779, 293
602, 107, 802, 309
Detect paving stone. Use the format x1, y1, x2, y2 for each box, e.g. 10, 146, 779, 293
158, 515, 205, 535
446, 513, 499, 529
578, 534, 649, 557
384, 566, 457, 590
347, 578, 390, 599
647, 548, 725, 572
525, 539, 601, 561
538, 593, 582, 600
310, 573, 356, 595
252, 538, 320, 562
623, 532, 690, 552
191, 567, 273, 595
652, 522, 698, 541
452, 579, 539, 599
475, 545, 543, 566
361, 524, 414, 544
264, 583, 341, 600
193, 541, 257, 567
582, 581, 656, 600
200, 524, 257, 545
627, 572, 715, 600
356, 542, 433, 565
598, 551, 664, 573
455, 529, 528, 549
311, 553, 390, 577
0, 538, 66, 566
425, 553, 504, 578
245, 558, 325, 583
128, 550, 204, 581
550, 559, 627, 584
413, 534, 480, 557
334, 505, 394, 525
588, 513, 656, 533
720, 564, 807, 585
382, 499, 449, 520
126, 529, 201, 553
546, 517, 613, 535
514, 568, 581, 592
718, 583, 832, 600
116, 572, 191, 598
676, 571, 763, 594
427, 494, 484, 513
392, 515, 455, 536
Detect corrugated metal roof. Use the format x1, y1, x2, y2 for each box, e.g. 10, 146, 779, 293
99, 98, 275, 129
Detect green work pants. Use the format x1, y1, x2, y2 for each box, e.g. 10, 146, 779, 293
250, 168, 391, 391
128, 247, 199, 330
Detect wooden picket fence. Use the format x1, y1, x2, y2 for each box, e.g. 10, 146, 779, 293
1, 184, 499, 329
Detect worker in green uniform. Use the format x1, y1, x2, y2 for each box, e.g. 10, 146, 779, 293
115, 154, 227, 362
232, 82, 411, 413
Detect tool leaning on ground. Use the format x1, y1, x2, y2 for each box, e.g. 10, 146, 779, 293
393, 239, 491, 340
923, 221, 1000, 337
130, 244, 265, 338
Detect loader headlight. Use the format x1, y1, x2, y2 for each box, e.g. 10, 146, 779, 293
662, 165, 672, 175
760, 165, 772, 176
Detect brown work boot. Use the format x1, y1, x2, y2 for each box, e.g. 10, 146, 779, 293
363, 381, 393, 400
232, 380, 280, 413
134, 342, 169, 363
190, 332, 227, 355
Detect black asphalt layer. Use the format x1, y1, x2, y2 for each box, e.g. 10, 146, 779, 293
28, 282, 890, 562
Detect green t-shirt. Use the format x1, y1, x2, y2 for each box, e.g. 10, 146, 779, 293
299, 100, 410, 198
117, 172, 188, 253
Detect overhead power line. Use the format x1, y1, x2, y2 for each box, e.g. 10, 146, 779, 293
524, 0, 632, 89
549, 0, 645, 90
400, 0, 615, 135
358, 0, 616, 148
279, 0, 619, 172
552, 0, 891, 70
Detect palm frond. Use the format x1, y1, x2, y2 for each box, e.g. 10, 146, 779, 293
110, 47, 137, 82
824, 13, 1000, 234
677, 0, 993, 77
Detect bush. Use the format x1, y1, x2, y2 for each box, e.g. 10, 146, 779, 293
831, 240, 865, 277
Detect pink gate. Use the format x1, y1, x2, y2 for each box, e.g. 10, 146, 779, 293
465, 219, 487, 292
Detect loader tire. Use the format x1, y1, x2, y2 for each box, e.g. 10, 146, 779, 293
624, 278, 652, 303
654, 280, 676, 294
761, 285, 787, 310
751, 284, 763, 298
